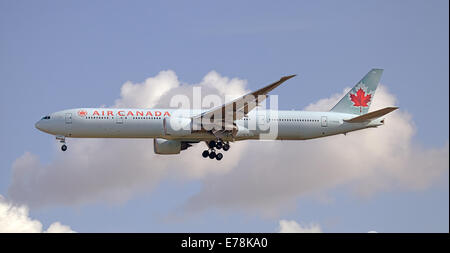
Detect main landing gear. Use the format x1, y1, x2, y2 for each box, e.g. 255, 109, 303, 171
202, 140, 230, 161
56, 136, 68, 152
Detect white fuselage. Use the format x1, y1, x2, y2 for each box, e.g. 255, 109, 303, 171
35, 108, 384, 142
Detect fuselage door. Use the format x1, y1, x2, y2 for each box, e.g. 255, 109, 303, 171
65, 113, 72, 124
256, 111, 270, 132
65, 113, 72, 136
116, 117, 123, 124
321, 116, 327, 127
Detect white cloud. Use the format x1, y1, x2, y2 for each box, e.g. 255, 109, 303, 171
199, 70, 248, 101
0, 195, 75, 233
114, 70, 180, 108
278, 220, 321, 233
304, 87, 351, 111
45, 222, 75, 233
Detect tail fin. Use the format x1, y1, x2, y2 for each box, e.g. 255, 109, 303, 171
330, 69, 383, 115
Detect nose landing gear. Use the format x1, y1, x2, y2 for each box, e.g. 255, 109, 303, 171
56, 136, 68, 152
202, 140, 229, 161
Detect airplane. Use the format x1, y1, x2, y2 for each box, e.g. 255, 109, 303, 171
35, 69, 398, 161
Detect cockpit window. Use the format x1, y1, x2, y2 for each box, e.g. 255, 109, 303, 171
41, 116, 51, 120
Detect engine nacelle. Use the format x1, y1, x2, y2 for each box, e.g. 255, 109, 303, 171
163, 117, 192, 136
153, 138, 181, 154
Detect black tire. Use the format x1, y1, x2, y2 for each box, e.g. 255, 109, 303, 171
61, 145, 67, 151
216, 142, 223, 149
223, 143, 230, 151
216, 153, 223, 161
209, 151, 216, 159
208, 141, 216, 149
202, 150, 209, 158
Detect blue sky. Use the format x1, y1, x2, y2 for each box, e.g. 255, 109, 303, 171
0, 0, 448, 232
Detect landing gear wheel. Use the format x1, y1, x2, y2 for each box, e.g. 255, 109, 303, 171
61, 144, 67, 152
209, 151, 216, 159
223, 143, 230, 151
208, 141, 216, 149
216, 141, 223, 149
202, 150, 209, 158
216, 153, 223, 161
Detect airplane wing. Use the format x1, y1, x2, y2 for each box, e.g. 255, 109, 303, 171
343, 107, 399, 123
192, 75, 296, 125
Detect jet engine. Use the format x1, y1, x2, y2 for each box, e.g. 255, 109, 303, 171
153, 138, 193, 154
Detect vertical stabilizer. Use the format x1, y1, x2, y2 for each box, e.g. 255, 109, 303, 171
330, 69, 383, 115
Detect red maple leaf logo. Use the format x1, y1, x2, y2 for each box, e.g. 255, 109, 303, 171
78, 110, 87, 117
350, 88, 371, 113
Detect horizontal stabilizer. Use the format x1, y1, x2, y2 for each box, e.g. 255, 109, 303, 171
343, 107, 399, 123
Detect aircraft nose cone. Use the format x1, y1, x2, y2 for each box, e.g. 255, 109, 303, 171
35, 121, 42, 131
